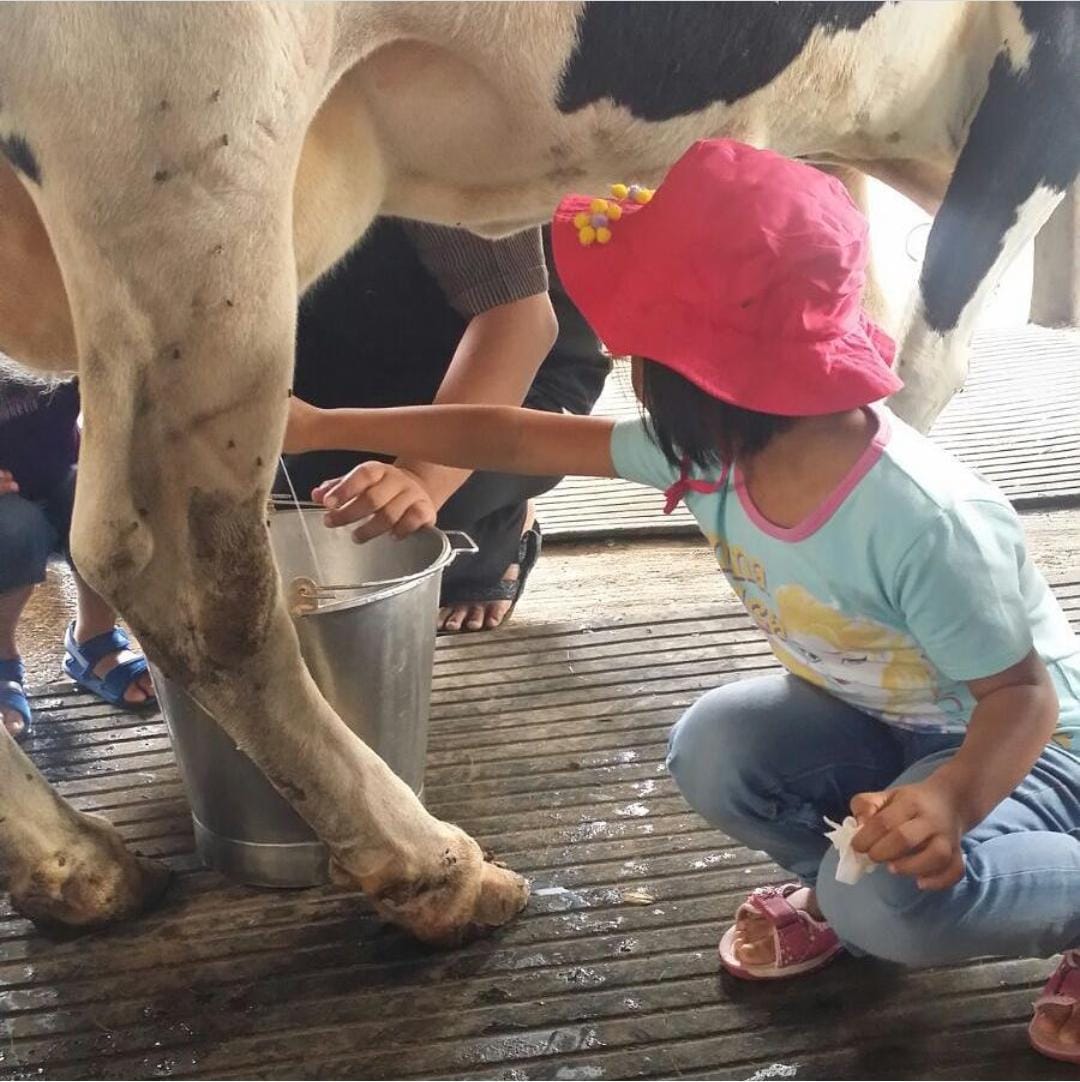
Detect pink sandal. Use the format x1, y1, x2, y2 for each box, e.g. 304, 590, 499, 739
718, 883, 843, 980
1029, 951, 1080, 1064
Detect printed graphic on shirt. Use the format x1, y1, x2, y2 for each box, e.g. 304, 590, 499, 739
708, 530, 964, 726
713, 535, 785, 638
769, 584, 962, 722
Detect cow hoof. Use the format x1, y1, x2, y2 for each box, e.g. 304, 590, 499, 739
362, 828, 529, 947
471, 858, 531, 930
9, 812, 171, 929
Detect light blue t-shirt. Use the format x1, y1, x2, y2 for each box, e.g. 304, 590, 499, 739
611, 406, 1080, 751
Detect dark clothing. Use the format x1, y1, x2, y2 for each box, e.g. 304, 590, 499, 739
403, 221, 549, 319
280, 220, 609, 594
0, 378, 80, 500
0, 469, 76, 592
0, 378, 80, 593
290, 220, 607, 412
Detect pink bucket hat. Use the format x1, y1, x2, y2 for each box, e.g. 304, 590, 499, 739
552, 139, 901, 416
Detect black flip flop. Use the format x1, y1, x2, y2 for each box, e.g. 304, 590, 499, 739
439, 523, 542, 632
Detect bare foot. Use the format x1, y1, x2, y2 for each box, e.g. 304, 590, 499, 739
439, 503, 536, 633
1, 703, 26, 740
732, 886, 824, 966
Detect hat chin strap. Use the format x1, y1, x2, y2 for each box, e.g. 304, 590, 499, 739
662, 460, 729, 514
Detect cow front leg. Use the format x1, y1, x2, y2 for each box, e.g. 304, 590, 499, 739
9, 39, 524, 949
71, 357, 526, 944
891, 14, 1079, 432
0, 727, 168, 926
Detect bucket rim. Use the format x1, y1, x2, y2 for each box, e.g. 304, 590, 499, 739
276, 515, 455, 617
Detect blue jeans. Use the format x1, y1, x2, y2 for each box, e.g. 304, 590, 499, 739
667, 673, 1080, 965
0, 468, 75, 593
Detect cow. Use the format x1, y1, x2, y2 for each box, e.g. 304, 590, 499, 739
0, 1, 1076, 946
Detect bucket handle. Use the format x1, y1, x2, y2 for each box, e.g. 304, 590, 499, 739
444, 530, 479, 561
287, 531, 478, 614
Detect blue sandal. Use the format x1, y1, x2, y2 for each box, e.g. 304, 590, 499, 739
0, 658, 32, 741
63, 622, 157, 710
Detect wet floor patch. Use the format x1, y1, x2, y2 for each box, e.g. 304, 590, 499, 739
3, 585, 1079, 1079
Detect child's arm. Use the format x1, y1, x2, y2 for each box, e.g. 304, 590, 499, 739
286, 395, 618, 479
937, 653, 1059, 824
847, 498, 1062, 891
851, 649, 1058, 890
393, 291, 558, 510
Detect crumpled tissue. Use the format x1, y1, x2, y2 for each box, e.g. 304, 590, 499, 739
824, 816, 877, 885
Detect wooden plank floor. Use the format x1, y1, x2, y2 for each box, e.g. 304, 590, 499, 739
2, 585, 1078, 1079
536, 327, 1080, 540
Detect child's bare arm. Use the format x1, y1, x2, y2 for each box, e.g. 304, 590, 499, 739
286, 396, 617, 479
937, 650, 1059, 823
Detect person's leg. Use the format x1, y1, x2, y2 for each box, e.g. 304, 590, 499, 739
0, 493, 54, 736
817, 739, 1080, 1056
434, 358, 601, 632
68, 570, 154, 705
0, 586, 35, 737
0, 587, 33, 660
45, 470, 154, 705
439, 469, 558, 537
668, 673, 910, 880
667, 674, 912, 966
816, 742, 1080, 965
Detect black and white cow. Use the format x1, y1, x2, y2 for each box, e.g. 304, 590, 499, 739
0, 1, 1076, 945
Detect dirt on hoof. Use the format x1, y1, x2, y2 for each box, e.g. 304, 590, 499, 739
9, 814, 171, 930
367, 832, 530, 948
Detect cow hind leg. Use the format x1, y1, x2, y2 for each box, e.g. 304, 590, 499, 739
891, 7, 1080, 432
0, 727, 169, 927
0, 157, 75, 372
816, 164, 895, 335
1031, 181, 1080, 327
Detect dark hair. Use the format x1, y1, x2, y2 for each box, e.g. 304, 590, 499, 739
638, 358, 795, 470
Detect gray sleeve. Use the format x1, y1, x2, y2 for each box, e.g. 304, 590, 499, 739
403, 222, 549, 317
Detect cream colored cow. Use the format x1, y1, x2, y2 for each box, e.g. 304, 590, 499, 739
0, 1, 1075, 943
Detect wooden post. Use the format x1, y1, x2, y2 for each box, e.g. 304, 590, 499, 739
1031, 183, 1080, 327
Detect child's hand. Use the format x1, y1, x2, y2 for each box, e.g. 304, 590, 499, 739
849, 778, 966, 890
0, 469, 18, 496
313, 462, 437, 542
283, 395, 322, 455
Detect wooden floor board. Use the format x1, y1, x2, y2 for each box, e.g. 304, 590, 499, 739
2, 582, 1077, 1078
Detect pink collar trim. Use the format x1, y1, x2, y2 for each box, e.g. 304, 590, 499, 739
732, 405, 890, 542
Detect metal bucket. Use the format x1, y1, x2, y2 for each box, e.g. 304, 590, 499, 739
154, 511, 472, 888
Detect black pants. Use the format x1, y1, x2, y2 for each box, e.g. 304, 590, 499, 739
0, 467, 76, 593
